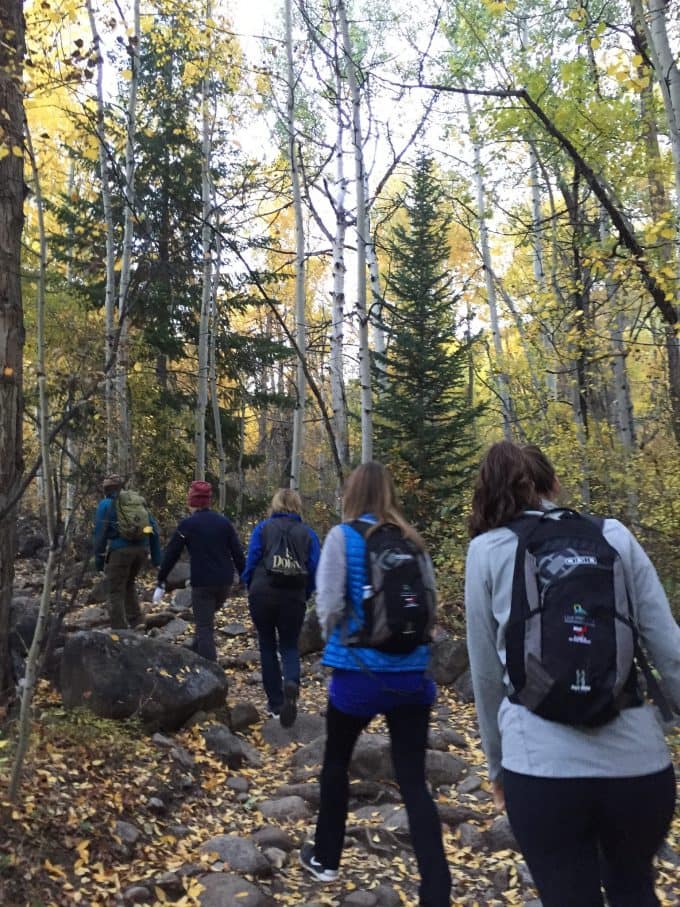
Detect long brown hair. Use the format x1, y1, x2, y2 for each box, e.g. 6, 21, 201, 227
342, 461, 425, 551
468, 441, 540, 537
522, 444, 557, 498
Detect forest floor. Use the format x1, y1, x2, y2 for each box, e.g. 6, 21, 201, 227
1, 590, 679, 907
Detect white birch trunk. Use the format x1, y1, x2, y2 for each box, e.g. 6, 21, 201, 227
87, 0, 117, 473
330, 68, 349, 469
195, 3, 213, 482
285, 0, 307, 489
116, 0, 140, 479
637, 0, 680, 441
9, 127, 58, 800
465, 95, 512, 439
338, 0, 372, 461
528, 145, 557, 398
366, 182, 387, 394
209, 199, 226, 511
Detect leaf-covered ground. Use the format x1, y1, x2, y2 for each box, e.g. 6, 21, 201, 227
1, 593, 679, 907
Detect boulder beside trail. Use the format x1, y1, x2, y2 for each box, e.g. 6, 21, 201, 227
60, 630, 228, 731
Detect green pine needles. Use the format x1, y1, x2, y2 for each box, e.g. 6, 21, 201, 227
373, 154, 483, 529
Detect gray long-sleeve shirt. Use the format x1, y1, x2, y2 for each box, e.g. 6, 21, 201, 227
465, 511, 680, 781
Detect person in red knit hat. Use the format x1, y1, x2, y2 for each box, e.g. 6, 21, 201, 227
154, 480, 245, 661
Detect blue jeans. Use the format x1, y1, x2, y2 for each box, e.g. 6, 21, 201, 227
191, 585, 230, 661
315, 701, 451, 907
248, 593, 306, 711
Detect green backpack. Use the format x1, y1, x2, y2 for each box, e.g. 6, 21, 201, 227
114, 490, 151, 542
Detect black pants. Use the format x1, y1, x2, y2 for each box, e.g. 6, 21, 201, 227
503, 765, 676, 907
314, 701, 451, 907
248, 593, 306, 712
191, 585, 230, 661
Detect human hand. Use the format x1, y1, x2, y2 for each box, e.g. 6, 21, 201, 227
152, 585, 165, 604
491, 778, 505, 812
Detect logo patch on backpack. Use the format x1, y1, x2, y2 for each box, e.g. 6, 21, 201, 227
262, 519, 310, 589
506, 509, 639, 726
345, 521, 436, 654
115, 490, 151, 542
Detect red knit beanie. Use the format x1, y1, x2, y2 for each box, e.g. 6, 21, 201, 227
187, 480, 212, 508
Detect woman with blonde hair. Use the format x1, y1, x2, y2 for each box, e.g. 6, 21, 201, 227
299, 462, 451, 907
242, 488, 320, 726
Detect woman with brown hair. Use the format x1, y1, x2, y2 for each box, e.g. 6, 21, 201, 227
242, 488, 320, 726
299, 462, 451, 907
465, 440, 679, 907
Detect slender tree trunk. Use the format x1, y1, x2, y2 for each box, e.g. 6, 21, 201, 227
209, 203, 226, 511
329, 59, 349, 470
0, 0, 25, 708
465, 95, 513, 439
195, 4, 213, 481
338, 0, 372, 461
87, 0, 117, 473
116, 0, 140, 479
631, 0, 680, 440
9, 125, 57, 799
285, 0, 307, 489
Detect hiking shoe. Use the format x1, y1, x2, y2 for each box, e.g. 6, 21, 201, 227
267, 708, 280, 719
280, 680, 298, 728
299, 842, 338, 882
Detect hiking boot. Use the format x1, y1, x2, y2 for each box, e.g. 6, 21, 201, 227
299, 842, 338, 882
280, 680, 298, 728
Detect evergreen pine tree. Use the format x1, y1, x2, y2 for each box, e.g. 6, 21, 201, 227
374, 154, 482, 526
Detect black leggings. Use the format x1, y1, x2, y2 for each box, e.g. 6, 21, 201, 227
314, 701, 451, 907
503, 765, 677, 907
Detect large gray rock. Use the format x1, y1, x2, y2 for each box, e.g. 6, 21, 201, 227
199, 835, 271, 876
197, 873, 274, 907
60, 630, 228, 730
429, 635, 469, 686
298, 608, 323, 655
202, 722, 262, 768
165, 561, 190, 592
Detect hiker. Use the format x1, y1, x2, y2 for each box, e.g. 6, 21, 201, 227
299, 462, 451, 907
465, 441, 680, 907
241, 488, 320, 726
154, 480, 245, 662
93, 474, 161, 629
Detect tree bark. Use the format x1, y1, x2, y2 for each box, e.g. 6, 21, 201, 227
87, 0, 117, 473
465, 94, 513, 439
0, 0, 25, 708
338, 0, 372, 462
116, 0, 140, 479
285, 0, 308, 489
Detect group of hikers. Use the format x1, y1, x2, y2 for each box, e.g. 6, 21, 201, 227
92, 444, 680, 907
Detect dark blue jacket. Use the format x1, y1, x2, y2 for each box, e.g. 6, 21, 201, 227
242, 512, 320, 600
93, 493, 161, 570
157, 508, 245, 588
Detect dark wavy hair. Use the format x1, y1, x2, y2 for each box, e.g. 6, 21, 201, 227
522, 444, 557, 497
468, 441, 540, 537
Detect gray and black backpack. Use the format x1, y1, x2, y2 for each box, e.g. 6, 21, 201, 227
344, 521, 436, 655
506, 508, 642, 726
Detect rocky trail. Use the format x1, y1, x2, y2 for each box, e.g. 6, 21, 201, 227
2, 559, 679, 907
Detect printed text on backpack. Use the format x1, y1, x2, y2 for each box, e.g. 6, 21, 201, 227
345, 521, 436, 654
262, 518, 310, 588
506, 509, 640, 726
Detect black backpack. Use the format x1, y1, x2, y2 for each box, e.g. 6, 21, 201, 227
506, 508, 644, 726
344, 521, 436, 654
261, 518, 310, 589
